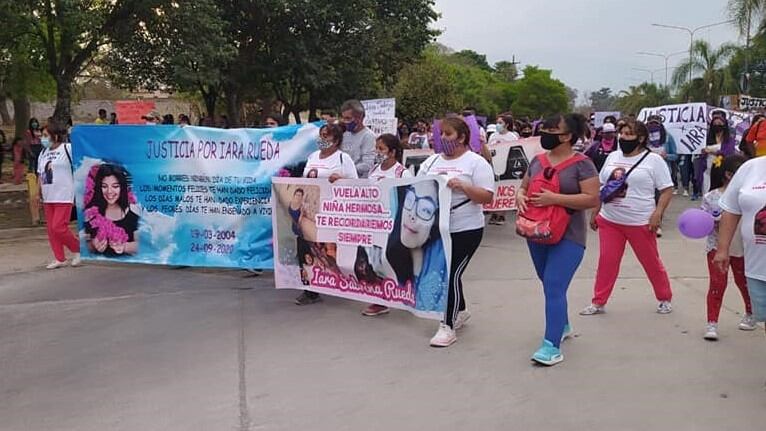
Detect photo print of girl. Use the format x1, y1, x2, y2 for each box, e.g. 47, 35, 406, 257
385, 180, 448, 312
83, 163, 140, 256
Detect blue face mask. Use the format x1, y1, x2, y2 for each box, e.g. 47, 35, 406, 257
345, 121, 358, 133
41, 137, 52, 149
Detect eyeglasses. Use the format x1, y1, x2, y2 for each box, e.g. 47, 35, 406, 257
403, 188, 437, 221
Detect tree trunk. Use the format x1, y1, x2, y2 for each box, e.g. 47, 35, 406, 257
52, 78, 73, 124
224, 84, 241, 128
0, 93, 11, 126
201, 87, 218, 119
13, 97, 30, 139
308, 92, 319, 122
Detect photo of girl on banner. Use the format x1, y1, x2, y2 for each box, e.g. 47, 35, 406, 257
271, 176, 452, 319
82, 163, 140, 256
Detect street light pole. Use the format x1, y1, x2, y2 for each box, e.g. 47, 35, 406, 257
652, 20, 736, 101
632, 68, 655, 84
636, 50, 687, 87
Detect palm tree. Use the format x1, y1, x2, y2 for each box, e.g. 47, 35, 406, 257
672, 40, 739, 103
616, 83, 673, 114
728, 0, 766, 38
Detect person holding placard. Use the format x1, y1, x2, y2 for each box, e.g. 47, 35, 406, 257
418, 117, 495, 347
294, 123, 358, 306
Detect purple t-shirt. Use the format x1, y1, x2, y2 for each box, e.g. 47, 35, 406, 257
526, 156, 599, 247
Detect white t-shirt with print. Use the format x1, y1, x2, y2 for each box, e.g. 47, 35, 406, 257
37, 143, 74, 203
702, 188, 744, 256
719, 157, 766, 281
303, 150, 359, 179
599, 150, 674, 226
418, 151, 495, 233
488, 131, 519, 146
368, 161, 413, 181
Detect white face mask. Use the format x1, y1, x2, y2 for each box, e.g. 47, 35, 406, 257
145, 121, 156, 125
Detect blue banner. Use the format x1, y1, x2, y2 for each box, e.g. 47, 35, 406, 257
71, 124, 318, 268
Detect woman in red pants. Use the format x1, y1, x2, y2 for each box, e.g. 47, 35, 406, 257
581, 119, 675, 316
37, 121, 81, 269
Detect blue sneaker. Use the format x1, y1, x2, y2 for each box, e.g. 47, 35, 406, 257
561, 324, 573, 343
531, 339, 563, 366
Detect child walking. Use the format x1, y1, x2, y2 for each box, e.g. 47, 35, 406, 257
701, 154, 756, 340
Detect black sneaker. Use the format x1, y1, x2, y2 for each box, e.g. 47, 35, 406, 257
295, 291, 322, 305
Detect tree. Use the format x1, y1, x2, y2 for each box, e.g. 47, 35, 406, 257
494, 61, 519, 82
672, 40, 739, 104
508, 66, 569, 118
106, 0, 235, 118
393, 54, 462, 122
3, 0, 160, 123
728, 0, 766, 38
728, 32, 766, 95
589, 87, 618, 111
449, 50, 493, 72
615, 82, 674, 114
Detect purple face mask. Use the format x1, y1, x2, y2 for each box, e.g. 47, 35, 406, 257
441, 138, 459, 156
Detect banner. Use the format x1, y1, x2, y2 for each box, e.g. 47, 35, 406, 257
594, 111, 621, 128
115, 100, 156, 125
637, 103, 708, 154
70, 123, 318, 268
271, 176, 452, 319
485, 137, 544, 211
738, 95, 766, 111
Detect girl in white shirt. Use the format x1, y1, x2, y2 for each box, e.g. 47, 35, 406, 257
419, 117, 495, 347
362, 133, 412, 317
294, 123, 358, 306
37, 121, 81, 269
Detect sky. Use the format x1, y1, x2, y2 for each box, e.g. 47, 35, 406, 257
433, 0, 742, 102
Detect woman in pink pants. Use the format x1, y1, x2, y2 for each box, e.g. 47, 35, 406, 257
37, 121, 81, 270
581, 119, 674, 315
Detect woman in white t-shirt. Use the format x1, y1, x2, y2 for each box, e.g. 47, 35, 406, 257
714, 155, 766, 334
581, 119, 675, 316
37, 121, 81, 269
418, 117, 495, 347
294, 123, 358, 306
362, 133, 413, 317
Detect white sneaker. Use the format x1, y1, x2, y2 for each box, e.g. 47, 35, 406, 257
579, 304, 605, 316
46, 260, 67, 270
739, 314, 757, 331
454, 310, 471, 330
672, 188, 679, 195
683, 189, 689, 197
70, 253, 82, 267
430, 324, 457, 347
657, 301, 673, 314
704, 322, 719, 340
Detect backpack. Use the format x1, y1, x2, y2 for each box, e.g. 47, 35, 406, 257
515, 153, 585, 244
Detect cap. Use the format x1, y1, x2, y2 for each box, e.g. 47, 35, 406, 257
602, 123, 616, 133
487, 124, 497, 133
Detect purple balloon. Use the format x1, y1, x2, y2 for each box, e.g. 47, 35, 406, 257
677, 208, 715, 239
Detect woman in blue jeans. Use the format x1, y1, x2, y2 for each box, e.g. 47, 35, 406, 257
516, 113, 600, 366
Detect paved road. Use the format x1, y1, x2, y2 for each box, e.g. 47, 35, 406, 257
1, 200, 765, 431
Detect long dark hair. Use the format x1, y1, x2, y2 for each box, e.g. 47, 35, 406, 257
86, 164, 132, 213
28, 117, 39, 132
385, 182, 441, 285
354, 246, 382, 284
707, 118, 731, 146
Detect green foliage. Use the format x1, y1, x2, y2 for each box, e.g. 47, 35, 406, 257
508, 66, 570, 118
448, 50, 493, 72
589, 88, 618, 111
615, 83, 675, 115
393, 54, 462, 122
672, 40, 739, 104
494, 61, 519, 82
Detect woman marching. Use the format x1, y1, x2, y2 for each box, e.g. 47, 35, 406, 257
362, 133, 412, 316
516, 113, 600, 365
293, 123, 358, 306
581, 119, 675, 316
419, 117, 495, 347
37, 121, 81, 269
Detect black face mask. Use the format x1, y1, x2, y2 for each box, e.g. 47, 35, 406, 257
520, 131, 532, 138
619, 138, 641, 154
540, 132, 564, 150
710, 124, 726, 134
